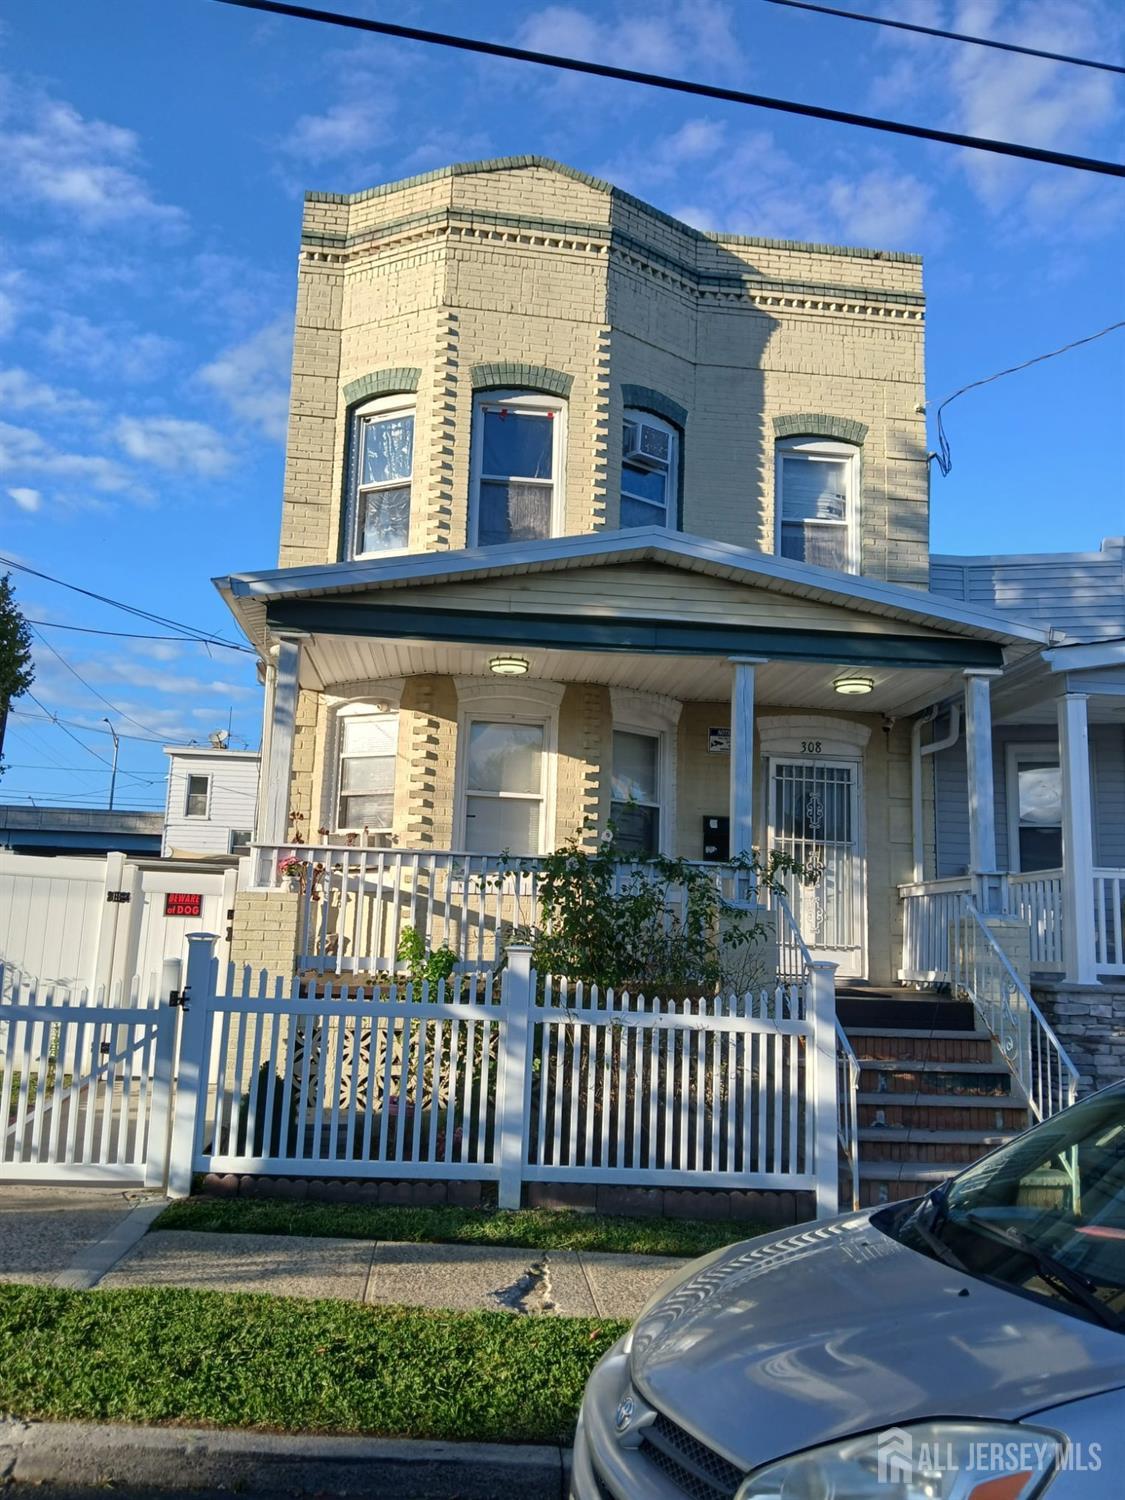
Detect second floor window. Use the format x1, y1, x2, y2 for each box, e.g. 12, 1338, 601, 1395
184, 774, 209, 818
350, 397, 414, 558
621, 410, 677, 529
776, 437, 858, 573
471, 392, 564, 546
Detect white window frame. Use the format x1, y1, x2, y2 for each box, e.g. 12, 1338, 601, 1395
228, 828, 253, 855
453, 679, 564, 857
609, 690, 681, 857
347, 394, 416, 561
774, 436, 860, 575
1005, 742, 1063, 874
184, 773, 210, 820
621, 408, 678, 530
331, 699, 401, 841
469, 390, 567, 548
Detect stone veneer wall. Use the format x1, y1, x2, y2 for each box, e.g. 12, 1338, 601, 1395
1033, 982, 1125, 1095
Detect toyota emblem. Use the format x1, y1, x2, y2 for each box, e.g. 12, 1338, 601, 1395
615, 1396, 634, 1433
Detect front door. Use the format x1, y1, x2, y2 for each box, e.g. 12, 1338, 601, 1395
768, 755, 866, 978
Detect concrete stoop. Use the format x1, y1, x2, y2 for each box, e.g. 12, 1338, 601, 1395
838, 989, 1032, 1207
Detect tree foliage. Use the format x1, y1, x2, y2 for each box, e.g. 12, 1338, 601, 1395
0, 573, 34, 773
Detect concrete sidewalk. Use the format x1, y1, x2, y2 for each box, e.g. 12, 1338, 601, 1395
100, 1229, 688, 1318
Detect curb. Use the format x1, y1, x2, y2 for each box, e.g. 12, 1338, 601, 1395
0, 1417, 572, 1498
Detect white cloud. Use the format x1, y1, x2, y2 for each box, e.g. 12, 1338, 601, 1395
0, 367, 99, 418
0, 420, 145, 498
198, 319, 291, 443
116, 417, 235, 478
283, 99, 391, 164
6, 486, 39, 513
825, 169, 939, 250
42, 312, 175, 384
0, 81, 184, 231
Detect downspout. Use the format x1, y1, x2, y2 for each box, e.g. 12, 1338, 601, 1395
912, 703, 962, 881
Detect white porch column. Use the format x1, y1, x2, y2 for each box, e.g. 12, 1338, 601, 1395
261, 635, 302, 847
964, 668, 1002, 912
729, 657, 766, 858
1058, 691, 1098, 985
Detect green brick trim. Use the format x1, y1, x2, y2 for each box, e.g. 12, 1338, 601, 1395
470, 362, 573, 397
621, 385, 688, 429
343, 368, 421, 405
773, 413, 869, 445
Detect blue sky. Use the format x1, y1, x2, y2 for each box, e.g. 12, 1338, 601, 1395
1, 0, 1123, 813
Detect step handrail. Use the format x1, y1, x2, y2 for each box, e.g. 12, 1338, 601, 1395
952, 895, 1080, 1121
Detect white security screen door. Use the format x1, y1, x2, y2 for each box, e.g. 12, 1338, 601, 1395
768, 757, 865, 976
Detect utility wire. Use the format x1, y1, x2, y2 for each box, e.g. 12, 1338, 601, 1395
26, 619, 210, 644
31, 627, 175, 743
0, 553, 252, 653
932, 319, 1125, 475
11, 708, 169, 746
211, 0, 1125, 179
764, 0, 1125, 78
24, 695, 158, 786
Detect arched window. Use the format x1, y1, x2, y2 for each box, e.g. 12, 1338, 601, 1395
775, 436, 859, 573
469, 390, 566, 547
621, 409, 679, 529
346, 394, 415, 559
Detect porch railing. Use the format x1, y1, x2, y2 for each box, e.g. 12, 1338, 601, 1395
1094, 869, 1125, 974
254, 844, 755, 974
1007, 869, 1065, 974
898, 877, 971, 984
951, 895, 1079, 1122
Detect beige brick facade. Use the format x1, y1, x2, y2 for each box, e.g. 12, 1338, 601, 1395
242, 157, 938, 985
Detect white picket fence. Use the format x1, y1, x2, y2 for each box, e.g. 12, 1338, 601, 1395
0, 934, 841, 1212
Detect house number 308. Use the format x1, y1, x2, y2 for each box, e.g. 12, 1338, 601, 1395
801, 740, 823, 754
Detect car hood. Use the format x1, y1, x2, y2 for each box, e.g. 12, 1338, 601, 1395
630, 1211, 1125, 1470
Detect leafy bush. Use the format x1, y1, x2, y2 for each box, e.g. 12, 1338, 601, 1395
495, 834, 810, 995
396, 925, 458, 986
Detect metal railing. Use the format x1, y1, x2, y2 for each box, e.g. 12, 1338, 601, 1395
950, 895, 1079, 1122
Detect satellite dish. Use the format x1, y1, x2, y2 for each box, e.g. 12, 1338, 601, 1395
208, 729, 231, 749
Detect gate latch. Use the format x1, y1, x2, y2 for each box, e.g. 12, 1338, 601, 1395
169, 986, 190, 1010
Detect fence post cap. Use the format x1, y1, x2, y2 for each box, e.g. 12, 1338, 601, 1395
185, 932, 220, 945
809, 959, 839, 973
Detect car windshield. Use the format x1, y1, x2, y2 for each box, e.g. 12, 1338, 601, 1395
886, 1082, 1125, 1331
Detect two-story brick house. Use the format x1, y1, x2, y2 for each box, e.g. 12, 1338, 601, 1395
216, 159, 1124, 1183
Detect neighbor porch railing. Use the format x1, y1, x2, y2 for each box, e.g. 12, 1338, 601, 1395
1007, 868, 1065, 974
898, 876, 971, 984
1094, 869, 1125, 973
950, 895, 1079, 1122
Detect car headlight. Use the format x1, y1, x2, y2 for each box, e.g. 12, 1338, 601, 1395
736, 1421, 1063, 1499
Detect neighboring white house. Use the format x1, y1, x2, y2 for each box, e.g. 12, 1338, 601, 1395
162, 745, 260, 859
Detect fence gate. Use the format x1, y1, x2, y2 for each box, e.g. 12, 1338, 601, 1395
0, 973, 177, 1185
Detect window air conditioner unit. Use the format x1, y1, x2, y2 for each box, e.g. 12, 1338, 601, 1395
623, 419, 671, 470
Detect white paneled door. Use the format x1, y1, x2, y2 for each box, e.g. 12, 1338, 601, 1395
768, 756, 866, 978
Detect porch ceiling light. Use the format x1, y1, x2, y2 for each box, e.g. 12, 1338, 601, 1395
833, 673, 875, 696
489, 654, 530, 677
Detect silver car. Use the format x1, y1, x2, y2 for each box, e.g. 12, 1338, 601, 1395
573, 1082, 1125, 1499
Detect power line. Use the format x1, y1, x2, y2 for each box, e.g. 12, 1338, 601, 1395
932, 318, 1125, 475
24, 695, 159, 786
31, 627, 175, 743
10, 708, 169, 745
26, 619, 207, 644
0, 553, 253, 653
210, 0, 1125, 180
764, 0, 1125, 78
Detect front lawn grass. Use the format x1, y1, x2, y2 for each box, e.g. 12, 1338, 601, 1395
153, 1197, 763, 1258
0, 1284, 626, 1444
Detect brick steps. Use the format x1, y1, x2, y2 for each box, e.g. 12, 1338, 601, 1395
840, 987, 1031, 1210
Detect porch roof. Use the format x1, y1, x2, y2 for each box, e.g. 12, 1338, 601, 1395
217, 529, 1050, 659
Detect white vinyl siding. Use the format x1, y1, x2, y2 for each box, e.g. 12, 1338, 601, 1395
348, 396, 414, 559
470, 392, 565, 547
162, 752, 260, 858
775, 437, 858, 573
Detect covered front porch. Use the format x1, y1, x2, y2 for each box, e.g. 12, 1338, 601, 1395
217, 530, 1044, 982
902, 636, 1125, 986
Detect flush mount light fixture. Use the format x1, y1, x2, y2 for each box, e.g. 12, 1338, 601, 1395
489, 655, 530, 677
833, 673, 875, 696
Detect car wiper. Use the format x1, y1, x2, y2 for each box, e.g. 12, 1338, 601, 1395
900, 1194, 970, 1274
962, 1211, 1125, 1331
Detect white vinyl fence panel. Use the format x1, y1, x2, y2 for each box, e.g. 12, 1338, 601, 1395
0, 852, 106, 990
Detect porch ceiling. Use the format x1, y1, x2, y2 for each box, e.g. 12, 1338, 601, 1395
296, 631, 965, 714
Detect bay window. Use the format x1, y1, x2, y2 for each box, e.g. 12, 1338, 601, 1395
335, 705, 398, 835
775, 437, 858, 573
471, 391, 564, 546
621, 409, 677, 529
348, 396, 414, 558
